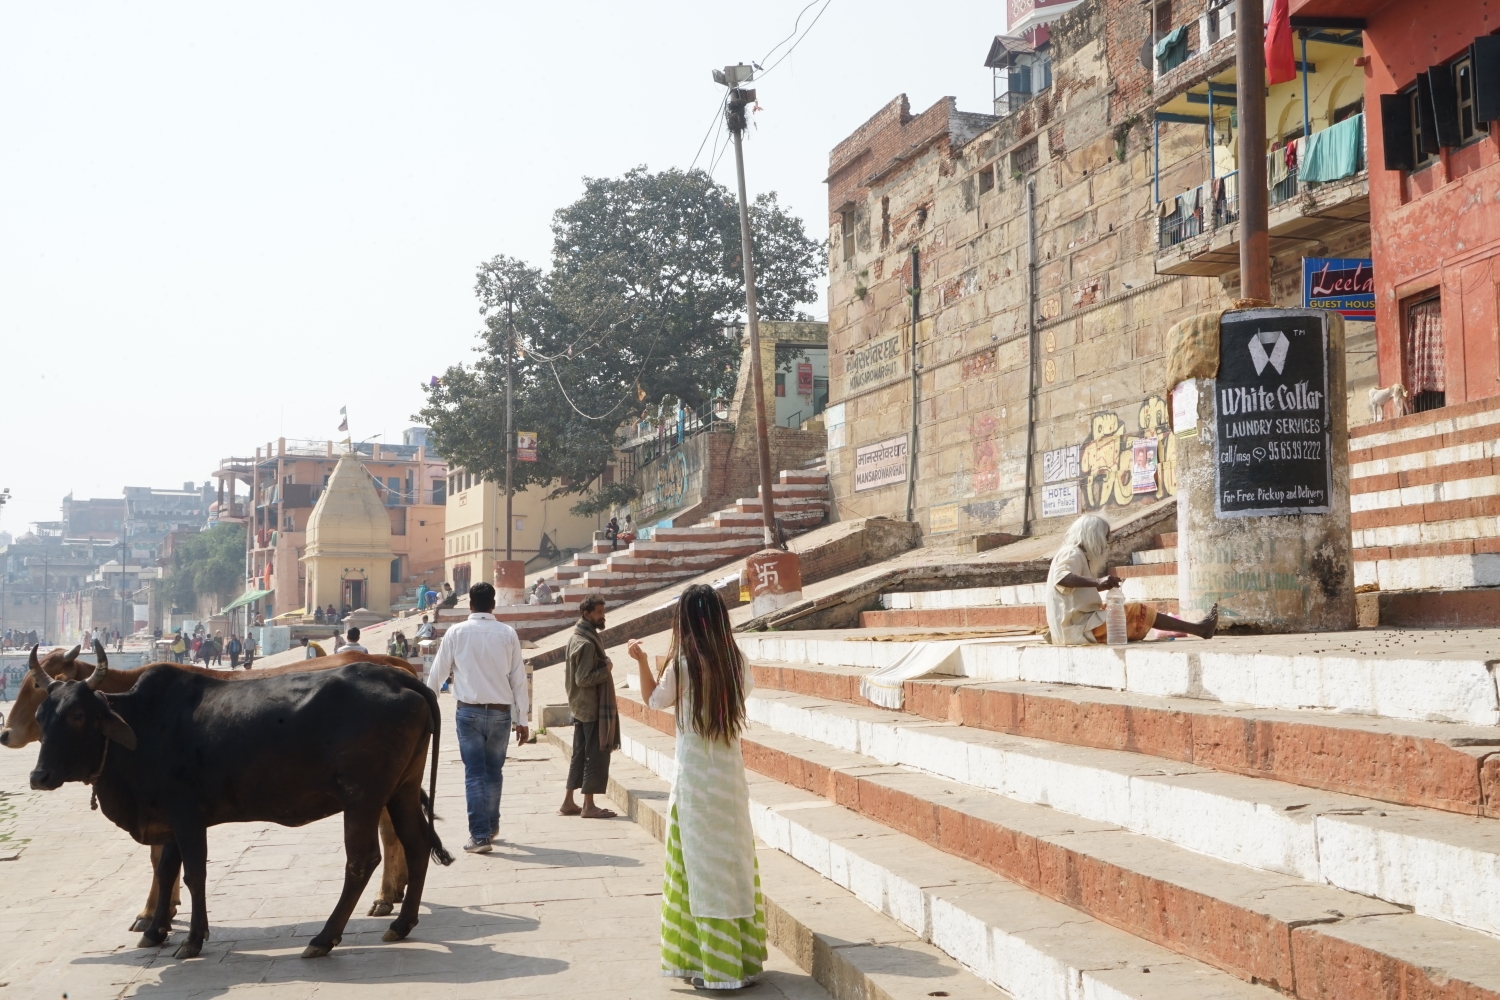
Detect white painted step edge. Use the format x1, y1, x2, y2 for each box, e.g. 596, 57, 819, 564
743, 691, 1500, 940
617, 719, 1270, 1000
734, 635, 1500, 727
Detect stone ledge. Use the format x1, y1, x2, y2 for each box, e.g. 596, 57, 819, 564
540, 725, 1003, 1000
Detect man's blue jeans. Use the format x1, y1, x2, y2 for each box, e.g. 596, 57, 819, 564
454, 704, 510, 843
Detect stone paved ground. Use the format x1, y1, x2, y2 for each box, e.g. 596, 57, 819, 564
0, 693, 829, 1000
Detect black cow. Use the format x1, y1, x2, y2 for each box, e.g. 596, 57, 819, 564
26, 642, 454, 959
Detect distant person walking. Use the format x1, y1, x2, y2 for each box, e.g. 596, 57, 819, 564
227, 634, 242, 668
242, 631, 257, 669
301, 636, 325, 659
560, 596, 618, 820
426, 582, 530, 854
629, 583, 766, 990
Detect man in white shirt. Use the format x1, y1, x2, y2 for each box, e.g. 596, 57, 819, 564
426, 582, 530, 854
337, 627, 368, 654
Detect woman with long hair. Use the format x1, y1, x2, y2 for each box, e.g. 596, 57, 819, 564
628, 583, 766, 990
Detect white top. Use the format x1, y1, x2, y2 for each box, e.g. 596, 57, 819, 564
339, 641, 369, 654
648, 660, 757, 919
1045, 545, 1104, 646
426, 612, 529, 718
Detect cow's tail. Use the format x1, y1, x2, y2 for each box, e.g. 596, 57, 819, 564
419, 683, 454, 867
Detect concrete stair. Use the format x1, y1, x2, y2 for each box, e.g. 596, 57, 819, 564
599, 637, 1500, 1000
557, 470, 829, 608
1350, 395, 1500, 626
858, 534, 1181, 630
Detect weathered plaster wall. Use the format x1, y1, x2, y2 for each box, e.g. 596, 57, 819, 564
1356, 3, 1500, 405
824, 0, 1377, 547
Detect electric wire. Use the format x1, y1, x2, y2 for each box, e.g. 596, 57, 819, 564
757, 0, 824, 68
689, 91, 729, 172
756, 0, 834, 79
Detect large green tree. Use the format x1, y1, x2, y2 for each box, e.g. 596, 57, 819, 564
417, 166, 824, 499
163, 523, 246, 613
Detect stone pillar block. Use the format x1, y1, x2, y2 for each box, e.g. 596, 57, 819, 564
746, 549, 804, 619
494, 560, 527, 608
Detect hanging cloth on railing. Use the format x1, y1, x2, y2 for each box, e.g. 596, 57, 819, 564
1269, 144, 1290, 188
1154, 25, 1188, 72
1300, 114, 1364, 183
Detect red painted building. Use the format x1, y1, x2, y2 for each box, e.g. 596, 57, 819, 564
1294, 0, 1500, 412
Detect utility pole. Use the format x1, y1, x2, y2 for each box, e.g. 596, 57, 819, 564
505, 289, 515, 563
1236, 0, 1271, 301
719, 65, 781, 549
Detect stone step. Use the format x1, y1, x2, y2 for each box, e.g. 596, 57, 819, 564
859, 605, 1049, 629
540, 724, 1012, 1000
736, 687, 1500, 939
1112, 562, 1177, 579
1349, 395, 1500, 462
777, 470, 830, 485
1131, 547, 1177, 565
747, 661, 1500, 817
1375, 588, 1500, 629
648, 692, 1500, 1000
608, 711, 1274, 1000
1155, 532, 1179, 548
735, 631, 1500, 726
881, 584, 1048, 610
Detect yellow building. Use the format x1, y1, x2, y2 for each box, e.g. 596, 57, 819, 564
302, 451, 396, 615
443, 469, 600, 593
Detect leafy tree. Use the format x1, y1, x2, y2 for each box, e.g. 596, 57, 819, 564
162, 523, 246, 612
417, 166, 824, 498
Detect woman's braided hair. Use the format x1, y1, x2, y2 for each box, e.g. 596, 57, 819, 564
667, 583, 747, 743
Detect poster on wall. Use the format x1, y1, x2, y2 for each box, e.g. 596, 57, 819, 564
1215, 309, 1333, 518
797, 362, 814, 396
854, 435, 909, 492
929, 503, 959, 533
1042, 482, 1080, 518
1303, 257, 1374, 320
1131, 438, 1158, 494
516, 430, 538, 462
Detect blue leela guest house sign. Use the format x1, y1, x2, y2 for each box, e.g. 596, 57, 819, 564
1303, 257, 1374, 320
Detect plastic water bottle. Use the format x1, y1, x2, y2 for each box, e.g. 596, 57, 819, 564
1105, 587, 1127, 646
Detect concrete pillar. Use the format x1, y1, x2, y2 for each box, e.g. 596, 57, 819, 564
494, 559, 527, 608
1176, 308, 1356, 632
745, 549, 803, 618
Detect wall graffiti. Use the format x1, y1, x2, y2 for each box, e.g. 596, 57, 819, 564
1070, 395, 1177, 513
969, 413, 1001, 494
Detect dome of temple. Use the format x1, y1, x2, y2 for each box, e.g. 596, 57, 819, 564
304, 451, 393, 557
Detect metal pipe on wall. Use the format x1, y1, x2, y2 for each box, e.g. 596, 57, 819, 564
1022, 179, 1039, 536
905, 245, 921, 523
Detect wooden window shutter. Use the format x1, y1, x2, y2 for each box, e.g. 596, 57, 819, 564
1472, 35, 1500, 122
1415, 73, 1442, 155
1379, 94, 1415, 171
1428, 63, 1463, 147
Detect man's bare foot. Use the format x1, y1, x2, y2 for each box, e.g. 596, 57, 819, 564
580, 806, 617, 819
558, 802, 582, 816
1195, 603, 1219, 639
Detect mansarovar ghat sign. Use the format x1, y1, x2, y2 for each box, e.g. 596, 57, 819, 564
846, 335, 902, 392
854, 435, 908, 491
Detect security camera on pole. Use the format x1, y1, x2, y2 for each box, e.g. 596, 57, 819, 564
715, 63, 802, 618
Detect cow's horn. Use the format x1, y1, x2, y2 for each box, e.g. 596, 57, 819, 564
62, 644, 81, 667
86, 644, 109, 690
27, 645, 49, 688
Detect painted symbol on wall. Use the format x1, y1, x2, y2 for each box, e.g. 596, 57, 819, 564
1248, 330, 1290, 376
969, 413, 1001, 494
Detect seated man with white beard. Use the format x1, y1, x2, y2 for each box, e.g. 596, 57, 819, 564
1046, 514, 1218, 645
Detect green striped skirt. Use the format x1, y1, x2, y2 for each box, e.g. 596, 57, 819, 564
661, 805, 767, 989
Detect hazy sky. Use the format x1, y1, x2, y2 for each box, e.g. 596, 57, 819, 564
0, 2, 998, 531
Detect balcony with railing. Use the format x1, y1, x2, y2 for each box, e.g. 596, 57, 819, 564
1155, 114, 1369, 277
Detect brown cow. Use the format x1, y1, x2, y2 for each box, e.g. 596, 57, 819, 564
1, 645, 424, 928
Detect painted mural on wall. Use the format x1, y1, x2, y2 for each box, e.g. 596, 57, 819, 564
1050, 395, 1177, 515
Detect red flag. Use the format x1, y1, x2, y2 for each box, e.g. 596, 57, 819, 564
1265, 0, 1296, 85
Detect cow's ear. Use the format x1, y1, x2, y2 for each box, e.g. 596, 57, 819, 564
102, 712, 137, 750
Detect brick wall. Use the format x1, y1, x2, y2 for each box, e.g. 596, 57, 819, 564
823, 0, 1371, 548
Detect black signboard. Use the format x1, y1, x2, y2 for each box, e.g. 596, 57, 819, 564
1214, 309, 1332, 518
